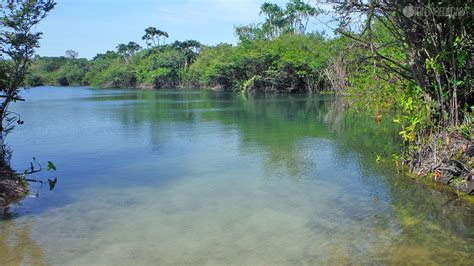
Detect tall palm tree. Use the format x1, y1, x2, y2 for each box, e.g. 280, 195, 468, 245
172, 40, 201, 67
285, 0, 318, 34
162, 31, 169, 45
142, 27, 160, 47
142, 27, 156, 47
157, 30, 169, 45
116, 43, 128, 57
116, 42, 141, 63
260, 3, 285, 38
126, 42, 141, 55
142, 27, 169, 47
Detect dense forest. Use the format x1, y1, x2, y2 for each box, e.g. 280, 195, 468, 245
27, 0, 337, 93
19, 0, 474, 194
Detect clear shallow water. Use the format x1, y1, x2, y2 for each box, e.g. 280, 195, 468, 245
0, 86, 472, 265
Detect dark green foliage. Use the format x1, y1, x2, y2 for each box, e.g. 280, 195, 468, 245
87, 60, 136, 88
334, 0, 473, 128
47, 161, 56, 171
142, 27, 169, 47
26, 56, 90, 86
134, 46, 185, 88
27, 1, 328, 93
83, 50, 145, 88
237, 0, 321, 42
116, 42, 141, 58
188, 33, 333, 92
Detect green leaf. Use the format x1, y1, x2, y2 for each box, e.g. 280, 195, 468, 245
376, 154, 382, 163
47, 178, 58, 191
47, 161, 57, 171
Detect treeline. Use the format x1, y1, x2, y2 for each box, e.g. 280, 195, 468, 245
27, 56, 89, 86
27, 0, 341, 93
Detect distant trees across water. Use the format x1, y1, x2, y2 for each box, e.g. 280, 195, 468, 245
26, 0, 337, 93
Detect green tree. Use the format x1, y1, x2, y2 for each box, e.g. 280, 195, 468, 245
332, 0, 473, 176
65, 49, 78, 59
126, 41, 141, 55
0, 0, 56, 163
116, 43, 128, 57
256, 1, 320, 39
260, 3, 286, 38
142, 27, 168, 47
134, 46, 184, 88
285, 0, 319, 34
172, 40, 201, 67
142, 27, 157, 47
157, 30, 169, 45
235, 24, 266, 43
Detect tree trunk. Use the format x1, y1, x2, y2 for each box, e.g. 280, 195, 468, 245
0, 111, 4, 167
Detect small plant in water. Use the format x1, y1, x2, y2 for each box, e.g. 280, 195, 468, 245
23, 158, 58, 193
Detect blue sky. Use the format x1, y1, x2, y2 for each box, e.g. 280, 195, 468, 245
35, 0, 333, 59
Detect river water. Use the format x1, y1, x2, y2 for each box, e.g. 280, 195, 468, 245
1, 86, 472, 265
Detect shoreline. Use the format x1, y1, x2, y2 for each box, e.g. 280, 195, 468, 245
0, 164, 28, 211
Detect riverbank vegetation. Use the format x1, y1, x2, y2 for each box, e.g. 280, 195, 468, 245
1, 0, 57, 209
27, 0, 339, 93
17, 0, 474, 195
331, 0, 473, 194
